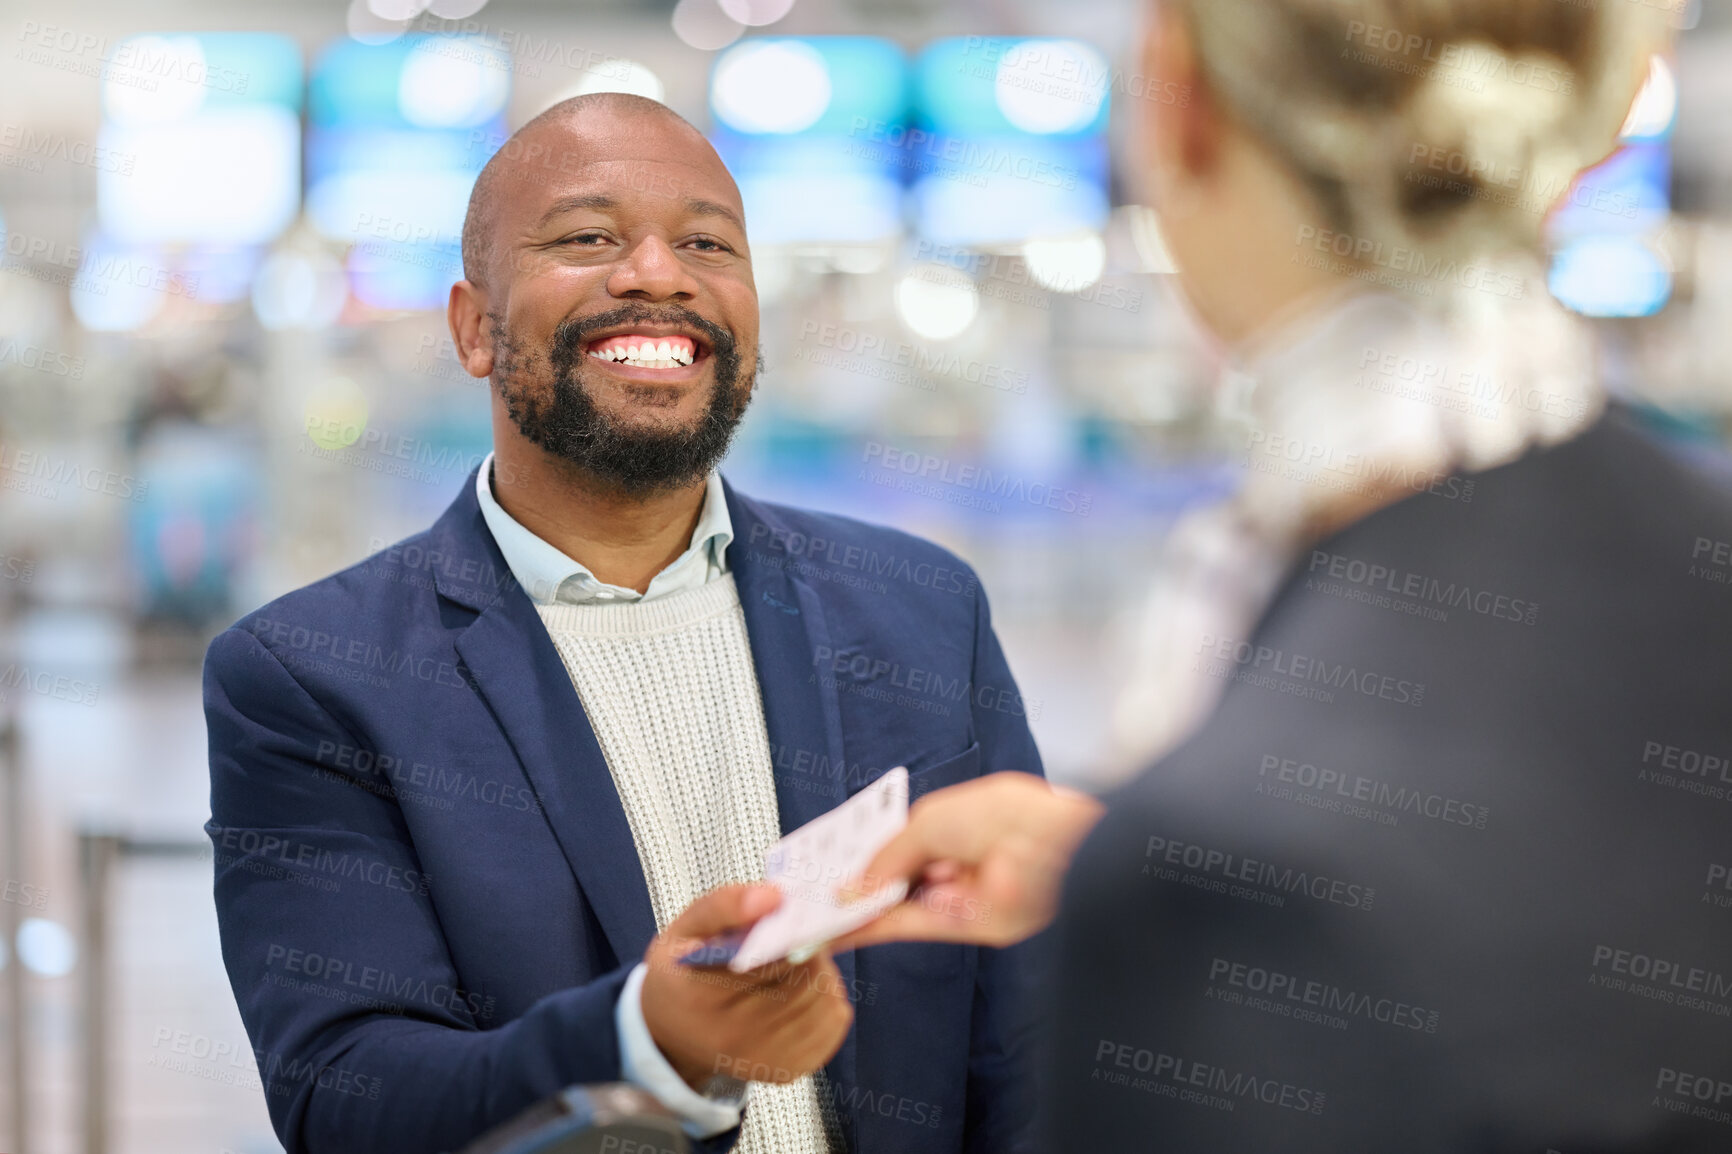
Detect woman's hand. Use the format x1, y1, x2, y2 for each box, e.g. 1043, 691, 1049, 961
832, 772, 1104, 950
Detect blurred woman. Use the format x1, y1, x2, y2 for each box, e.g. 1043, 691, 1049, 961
845, 1, 1732, 1149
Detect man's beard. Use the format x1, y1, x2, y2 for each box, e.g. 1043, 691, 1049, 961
489, 302, 757, 496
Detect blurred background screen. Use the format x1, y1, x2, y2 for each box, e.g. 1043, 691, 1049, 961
0, 0, 1727, 1151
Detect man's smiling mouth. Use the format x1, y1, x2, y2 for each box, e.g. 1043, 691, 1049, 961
587, 333, 699, 369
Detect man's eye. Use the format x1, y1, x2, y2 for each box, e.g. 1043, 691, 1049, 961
689, 238, 728, 252
567, 233, 608, 245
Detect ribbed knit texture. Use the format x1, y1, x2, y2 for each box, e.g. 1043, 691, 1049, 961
536, 575, 838, 1154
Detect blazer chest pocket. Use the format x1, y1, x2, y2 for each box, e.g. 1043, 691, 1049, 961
906, 741, 979, 802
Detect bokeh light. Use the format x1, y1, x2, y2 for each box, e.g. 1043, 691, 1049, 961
895, 263, 979, 340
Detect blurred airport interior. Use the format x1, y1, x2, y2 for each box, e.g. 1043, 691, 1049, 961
0, 0, 1729, 1150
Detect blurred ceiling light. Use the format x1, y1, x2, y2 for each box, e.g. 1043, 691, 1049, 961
17, 918, 76, 978
995, 39, 1109, 134
253, 250, 348, 330
718, 0, 797, 26
1619, 55, 1676, 141
348, 0, 409, 45
428, 0, 490, 16
399, 38, 510, 127
1548, 235, 1671, 318
178, 247, 264, 305
369, 0, 429, 19
712, 40, 831, 134
570, 58, 666, 103
103, 36, 208, 126
100, 106, 300, 246
1022, 230, 1105, 292
895, 263, 979, 340
70, 237, 169, 332
735, 172, 900, 244
672, 0, 745, 52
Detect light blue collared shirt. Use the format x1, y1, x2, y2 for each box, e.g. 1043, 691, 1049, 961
475, 453, 734, 606
473, 453, 747, 1137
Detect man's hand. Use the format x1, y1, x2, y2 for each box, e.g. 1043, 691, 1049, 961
641, 884, 855, 1090
831, 772, 1105, 951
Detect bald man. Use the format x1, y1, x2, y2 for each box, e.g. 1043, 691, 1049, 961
204, 94, 1046, 1154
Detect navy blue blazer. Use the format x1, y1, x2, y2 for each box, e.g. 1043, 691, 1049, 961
204, 472, 1045, 1154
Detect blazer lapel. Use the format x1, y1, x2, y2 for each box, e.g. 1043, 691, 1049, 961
432, 472, 658, 969
726, 480, 864, 1148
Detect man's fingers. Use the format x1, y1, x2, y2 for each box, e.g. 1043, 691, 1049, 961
841, 828, 944, 903
828, 892, 981, 951
664, 882, 782, 941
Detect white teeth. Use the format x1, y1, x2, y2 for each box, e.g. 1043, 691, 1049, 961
588, 339, 694, 368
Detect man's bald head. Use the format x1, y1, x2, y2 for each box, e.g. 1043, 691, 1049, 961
460, 92, 724, 288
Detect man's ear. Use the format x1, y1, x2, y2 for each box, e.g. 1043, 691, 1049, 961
448, 280, 495, 379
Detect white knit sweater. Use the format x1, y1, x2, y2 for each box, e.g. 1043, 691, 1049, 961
536, 575, 837, 1154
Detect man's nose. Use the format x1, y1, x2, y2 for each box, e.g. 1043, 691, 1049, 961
606, 235, 700, 301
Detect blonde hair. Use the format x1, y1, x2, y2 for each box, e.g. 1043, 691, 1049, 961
1169, 0, 1671, 262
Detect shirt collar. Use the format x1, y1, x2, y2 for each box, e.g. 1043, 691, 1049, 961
474, 453, 733, 606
